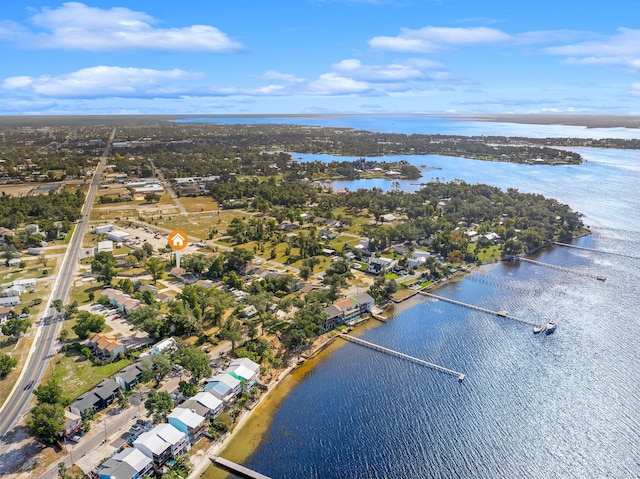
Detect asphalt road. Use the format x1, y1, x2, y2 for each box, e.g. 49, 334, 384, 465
0, 129, 115, 447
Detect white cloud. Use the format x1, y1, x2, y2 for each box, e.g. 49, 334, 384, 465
370, 26, 510, 52
545, 28, 640, 70
2, 66, 198, 98
306, 73, 373, 95
331, 58, 441, 82
2, 2, 242, 52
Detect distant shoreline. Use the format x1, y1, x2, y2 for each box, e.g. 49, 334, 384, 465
0, 113, 639, 130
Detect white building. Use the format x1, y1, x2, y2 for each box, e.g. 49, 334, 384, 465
150, 337, 177, 356
94, 224, 115, 235
106, 230, 131, 242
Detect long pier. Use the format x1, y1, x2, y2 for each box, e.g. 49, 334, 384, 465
417, 291, 539, 327
517, 256, 606, 281
553, 241, 640, 260
339, 334, 465, 382
210, 456, 272, 479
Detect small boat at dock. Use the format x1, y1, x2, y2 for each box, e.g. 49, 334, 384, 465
545, 320, 557, 334
533, 324, 547, 334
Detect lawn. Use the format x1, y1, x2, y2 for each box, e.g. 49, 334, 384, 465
49, 351, 131, 401
470, 244, 502, 262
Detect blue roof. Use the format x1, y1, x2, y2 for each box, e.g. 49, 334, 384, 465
204, 381, 232, 396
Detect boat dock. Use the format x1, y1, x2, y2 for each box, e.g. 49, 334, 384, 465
516, 256, 606, 281
553, 241, 640, 260
210, 456, 272, 479
339, 334, 465, 382
417, 291, 539, 327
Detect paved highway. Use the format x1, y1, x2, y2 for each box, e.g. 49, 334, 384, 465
0, 129, 116, 448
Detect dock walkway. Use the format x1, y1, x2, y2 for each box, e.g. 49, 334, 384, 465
339, 334, 465, 382
417, 291, 539, 327
517, 256, 606, 281
553, 241, 640, 260
210, 456, 272, 479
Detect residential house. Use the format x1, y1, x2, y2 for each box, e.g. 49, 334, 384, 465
0, 306, 13, 324
70, 379, 121, 418
7, 258, 20, 267
24, 224, 40, 234
150, 337, 177, 356
0, 226, 14, 244
98, 447, 153, 479
322, 304, 344, 331
181, 392, 223, 420
0, 296, 20, 307
1, 285, 23, 297
366, 256, 395, 275
334, 298, 361, 323
204, 373, 241, 403
26, 248, 45, 256
167, 407, 207, 443
226, 361, 259, 390
62, 410, 83, 438
88, 333, 127, 360
115, 362, 144, 391
101, 288, 142, 313
351, 293, 375, 314
133, 430, 172, 467
12, 278, 35, 288
154, 423, 190, 459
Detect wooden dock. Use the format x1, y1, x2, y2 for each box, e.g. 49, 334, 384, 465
417, 291, 540, 327
553, 241, 640, 260
517, 256, 606, 281
210, 456, 272, 479
339, 334, 465, 382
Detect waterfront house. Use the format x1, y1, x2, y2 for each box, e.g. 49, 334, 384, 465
154, 423, 190, 459
167, 408, 207, 443
334, 298, 361, 323
133, 431, 172, 467
227, 358, 260, 390
98, 447, 153, 479
322, 304, 343, 331
181, 392, 223, 420
204, 374, 240, 403
351, 293, 375, 314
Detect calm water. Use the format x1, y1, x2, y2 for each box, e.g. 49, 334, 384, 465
204, 117, 640, 478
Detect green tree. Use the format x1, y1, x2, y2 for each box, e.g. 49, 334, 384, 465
144, 192, 161, 203
34, 378, 64, 405
220, 318, 243, 352
145, 390, 173, 423
91, 251, 117, 284
72, 311, 105, 339
26, 403, 65, 444
0, 353, 17, 378
1, 318, 30, 338
140, 353, 172, 387
145, 256, 165, 284
175, 346, 211, 383
52, 299, 64, 312
178, 380, 199, 397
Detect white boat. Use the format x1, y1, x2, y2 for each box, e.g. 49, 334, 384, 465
533, 324, 546, 334
545, 320, 557, 334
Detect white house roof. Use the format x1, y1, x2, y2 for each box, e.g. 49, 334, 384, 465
112, 447, 152, 472
134, 431, 170, 455
229, 357, 260, 373
191, 391, 223, 411
226, 364, 256, 382
154, 423, 186, 446
168, 408, 206, 429
212, 373, 241, 389
151, 337, 177, 355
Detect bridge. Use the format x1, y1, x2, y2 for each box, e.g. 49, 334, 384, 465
417, 291, 540, 328
339, 334, 465, 382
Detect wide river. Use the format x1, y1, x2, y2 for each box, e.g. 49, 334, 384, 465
194, 116, 640, 479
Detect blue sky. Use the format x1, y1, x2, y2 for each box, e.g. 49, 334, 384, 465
0, 1, 639, 115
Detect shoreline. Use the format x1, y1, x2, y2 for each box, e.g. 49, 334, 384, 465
186, 243, 578, 478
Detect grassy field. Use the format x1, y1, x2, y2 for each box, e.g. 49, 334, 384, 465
47, 351, 131, 401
